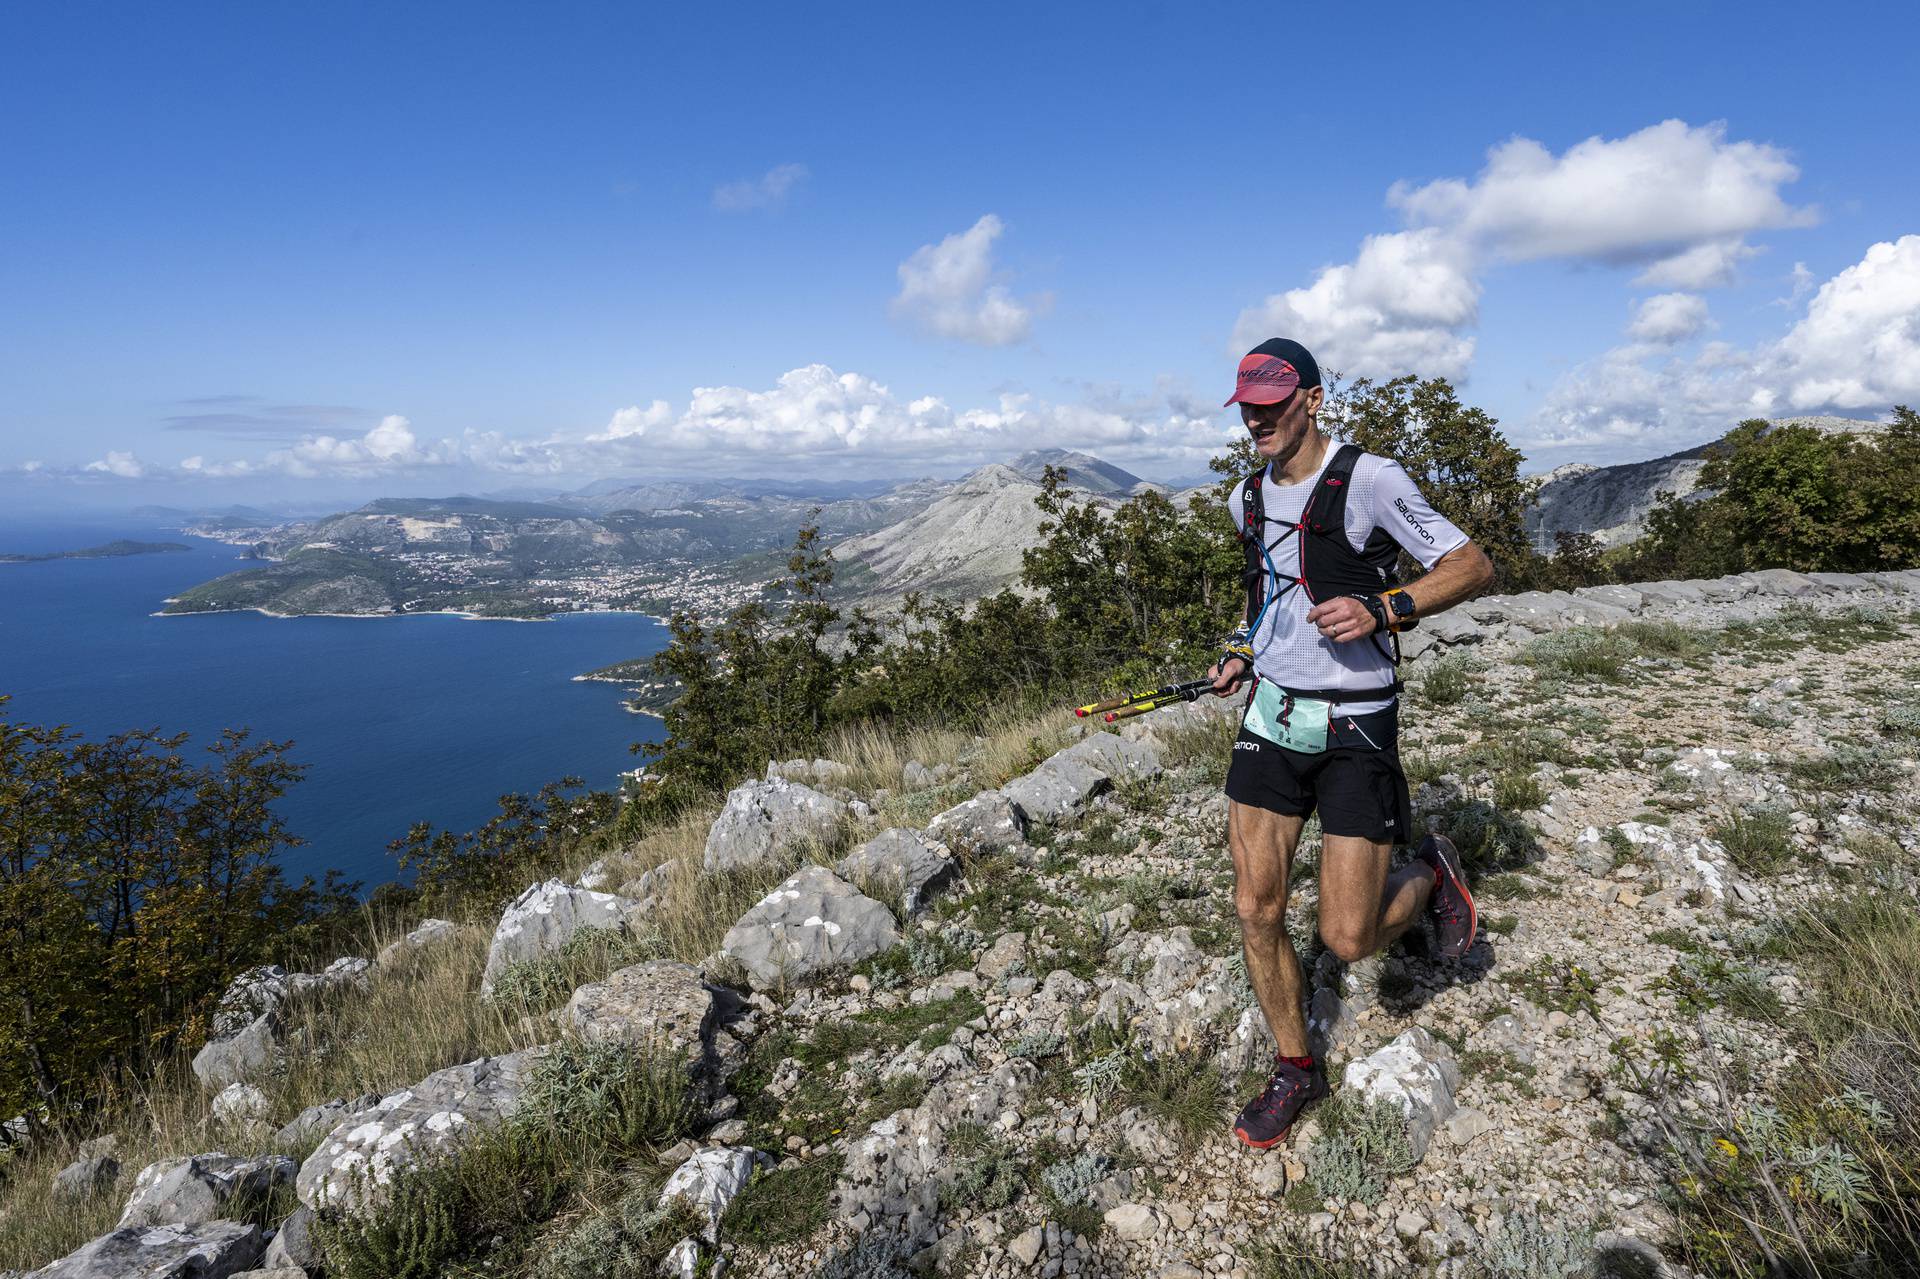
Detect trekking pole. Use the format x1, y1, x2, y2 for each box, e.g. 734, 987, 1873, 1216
1075, 677, 1217, 723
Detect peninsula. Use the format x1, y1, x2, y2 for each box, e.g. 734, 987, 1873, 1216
0, 539, 192, 563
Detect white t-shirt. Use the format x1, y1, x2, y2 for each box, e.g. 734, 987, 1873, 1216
1225, 445, 1469, 714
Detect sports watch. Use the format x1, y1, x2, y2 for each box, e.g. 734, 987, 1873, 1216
1384, 587, 1419, 630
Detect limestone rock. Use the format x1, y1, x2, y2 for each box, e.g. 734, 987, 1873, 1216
659, 1145, 767, 1242
997, 731, 1162, 826
720, 865, 900, 991
1104, 1202, 1163, 1241
34, 1220, 266, 1279
765, 757, 855, 788
190, 959, 371, 1087
479, 879, 640, 994
565, 960, 716, 1076
118, 1153, 296, 1228
295, 1048, 546, 1213
51, 1149, 120, 1201
274, 1094, 378, 1150
211, 1083, 271, 1130
191, 1013, 281, 1089
900, 760, 956, 791
261, 1206, 316, 1271
975, 931, 1027, 981
835, 828, 958, 914
376, 918, 459, 967
925, 791, 1026, 855
702, 778, 847, 874
1341, 1028, 1460, 1161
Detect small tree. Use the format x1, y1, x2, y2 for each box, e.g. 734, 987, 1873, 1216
1322, 375, 1537, 582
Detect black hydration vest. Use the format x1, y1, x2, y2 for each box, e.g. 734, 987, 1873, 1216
1238, 443, 1403, 694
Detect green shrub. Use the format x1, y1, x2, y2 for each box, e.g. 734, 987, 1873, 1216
1616, 619, 1708, 659
1522, 628, 1635, 683
1039, 1150, 1111, 1208
516, 1038, 701, 1151
312, 1040, 702, 1279
938, 1136, 1024, 1212
1119, 1043, 1225, 1152
1416, 654, 1478, 707
724, 1157, 835, 1246
311, 1125, 577, 1279
1469, 1211, 1594, 1278
531, 1189, 701, 1278
1710, 808, 1795, 876
1789, 743, 1905, 795
1494, 771, 1545, 813
1303, 1093, 1415, 1205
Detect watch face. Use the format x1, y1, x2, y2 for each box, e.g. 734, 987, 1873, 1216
1390, 592, 1414, 617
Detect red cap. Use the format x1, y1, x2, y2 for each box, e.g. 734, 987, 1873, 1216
1224, 354, 1302, 407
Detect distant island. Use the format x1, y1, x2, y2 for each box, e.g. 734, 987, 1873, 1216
0, 539, 192, 564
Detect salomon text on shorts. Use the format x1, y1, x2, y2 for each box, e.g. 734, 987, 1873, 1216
1224, 701, 1412, 843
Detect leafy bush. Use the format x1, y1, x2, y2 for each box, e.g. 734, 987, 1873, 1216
1304, 1093, 1416, 1205
938, 1137, 1024, 1212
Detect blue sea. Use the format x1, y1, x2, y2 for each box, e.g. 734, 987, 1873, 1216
0, 520, 668, 889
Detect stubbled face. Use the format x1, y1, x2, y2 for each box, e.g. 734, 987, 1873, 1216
1240, 385, 1324, 466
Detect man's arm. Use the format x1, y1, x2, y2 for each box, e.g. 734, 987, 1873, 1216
1306, 541, 1494, 644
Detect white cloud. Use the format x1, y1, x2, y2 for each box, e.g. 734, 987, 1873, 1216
711, 163, 809, 212
589, 401, 673, 441
84, 451, 149, 478
1634, 240, 1758, 290
890, 214, 1043, 347
40, 366, 1234, 483
1238, 120, 1811, 384
1391, 120, 1811, 267
1233, 229, 1478, 380
1530, 236, 1920, 452
1626, 293, 1712, 345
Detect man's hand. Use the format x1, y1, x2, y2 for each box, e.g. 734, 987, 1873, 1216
1208, 655, 1250, 697
1305, 596, 1378, 643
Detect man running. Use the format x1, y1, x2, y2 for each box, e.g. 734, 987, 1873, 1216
1207, 337, 1494, 1150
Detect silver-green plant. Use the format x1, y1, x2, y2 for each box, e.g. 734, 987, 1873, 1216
1472, 1211, 1594, 1279
1040, 1151, 1111, 1207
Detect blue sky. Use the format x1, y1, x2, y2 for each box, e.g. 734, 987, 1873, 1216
4, 1, 1918, 506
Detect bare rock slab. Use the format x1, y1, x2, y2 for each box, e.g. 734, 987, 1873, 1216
295, 1047, 545, 1213
660, 1145, 768, 1242
479, 879, 639, 994
565, 960, 717, 1076
703, 778, 847, 874
34, 1220, 266, 1279
1341, 1027, 1460, 1162
118, 1153, 295, 1229
835, 828, 958, 914
720, 866, 900, 991
925, 791, 1026, 855
376, 918, 459, 967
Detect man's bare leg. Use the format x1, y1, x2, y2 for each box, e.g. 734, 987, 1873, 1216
1226, 800, 1309, 1057
1315, 834, 1432, 963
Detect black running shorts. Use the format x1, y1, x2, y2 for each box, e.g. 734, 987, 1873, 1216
1224, 701, 1412, 843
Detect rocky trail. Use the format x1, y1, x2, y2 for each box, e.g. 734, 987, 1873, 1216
17, 567, 1920, 1279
